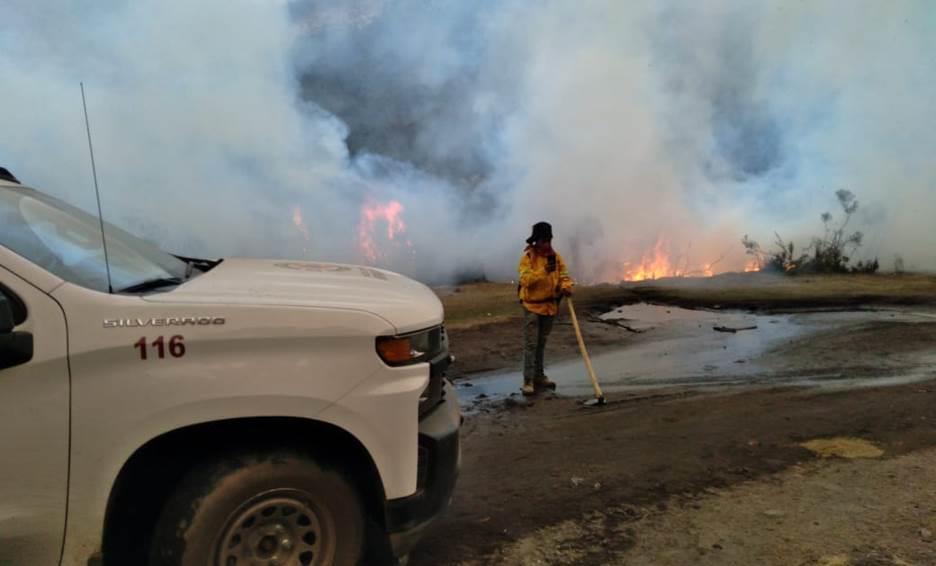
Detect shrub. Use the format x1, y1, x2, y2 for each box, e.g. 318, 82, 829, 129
742, 190, 878, 275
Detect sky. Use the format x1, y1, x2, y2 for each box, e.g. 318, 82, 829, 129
2, 0, 934, 283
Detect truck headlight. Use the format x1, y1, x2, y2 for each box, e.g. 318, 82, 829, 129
376, 327, 442, 366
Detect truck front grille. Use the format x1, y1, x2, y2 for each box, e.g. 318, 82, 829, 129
419, 326, 450, 417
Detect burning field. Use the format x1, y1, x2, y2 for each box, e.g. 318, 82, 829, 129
7, 2, 936, 285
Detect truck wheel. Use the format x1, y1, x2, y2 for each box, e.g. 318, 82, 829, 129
149, 451, 366, 566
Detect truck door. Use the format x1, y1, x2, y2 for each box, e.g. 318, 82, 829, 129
0, 267, 69, 565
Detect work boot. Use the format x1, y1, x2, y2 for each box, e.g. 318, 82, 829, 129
534, 376, 557, 391
521, 380, 535, 396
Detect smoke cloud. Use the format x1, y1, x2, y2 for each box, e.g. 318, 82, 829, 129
2, 1, 934, 283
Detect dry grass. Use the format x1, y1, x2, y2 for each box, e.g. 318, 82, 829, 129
436, 282, 637, 329
438, 273, 936, 328
801, 437, 884, 459
633, 272, 936, 310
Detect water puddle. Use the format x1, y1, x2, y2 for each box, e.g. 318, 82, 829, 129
456, 304, 936, 410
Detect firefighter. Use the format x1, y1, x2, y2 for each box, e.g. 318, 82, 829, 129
518, 221, 574, 396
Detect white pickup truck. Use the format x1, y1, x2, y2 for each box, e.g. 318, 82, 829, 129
0, 170, 460, 566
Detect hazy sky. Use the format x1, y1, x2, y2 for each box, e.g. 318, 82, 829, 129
2, 1, 933, 282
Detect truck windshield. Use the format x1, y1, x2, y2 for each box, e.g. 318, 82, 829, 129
0, 185, 190, 293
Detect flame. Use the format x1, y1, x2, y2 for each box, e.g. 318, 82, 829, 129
619, 237, 743, 281
744, 259, 761, 272
292, 206, 311, 241
357, 199, 411, 263
622, 238, 683, 281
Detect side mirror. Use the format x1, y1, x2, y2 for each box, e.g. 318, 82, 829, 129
0, 295, 33, 370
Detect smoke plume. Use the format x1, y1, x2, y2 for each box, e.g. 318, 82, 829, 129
2, 1, 934, 283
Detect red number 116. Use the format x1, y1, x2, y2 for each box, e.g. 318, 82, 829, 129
134, 335, 186, 360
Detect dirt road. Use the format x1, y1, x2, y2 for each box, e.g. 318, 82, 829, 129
456, 442, 936, 566
408, 300, 936, 565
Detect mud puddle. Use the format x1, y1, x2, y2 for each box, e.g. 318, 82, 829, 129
456, 304, 936, 409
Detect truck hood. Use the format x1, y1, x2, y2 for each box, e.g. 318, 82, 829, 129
142, 259, 443, 333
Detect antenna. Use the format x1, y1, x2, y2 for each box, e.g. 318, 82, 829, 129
80, 82, 114, 294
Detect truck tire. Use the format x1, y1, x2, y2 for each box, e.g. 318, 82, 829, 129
149, 451, 366, 566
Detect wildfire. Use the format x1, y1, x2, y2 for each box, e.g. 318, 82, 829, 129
619, 237, 754, 281
622, 238, 684, 281
357, 198, 412, 263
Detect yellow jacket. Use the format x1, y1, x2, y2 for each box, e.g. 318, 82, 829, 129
518, 247, 574, 316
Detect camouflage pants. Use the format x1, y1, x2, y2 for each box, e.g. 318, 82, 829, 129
523, 308, 555, 382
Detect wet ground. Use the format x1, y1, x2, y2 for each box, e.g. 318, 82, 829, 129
456, 304, 936, 406
407, 304, 936, 565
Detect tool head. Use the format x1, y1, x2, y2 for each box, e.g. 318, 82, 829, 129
582, 396, 607, 408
